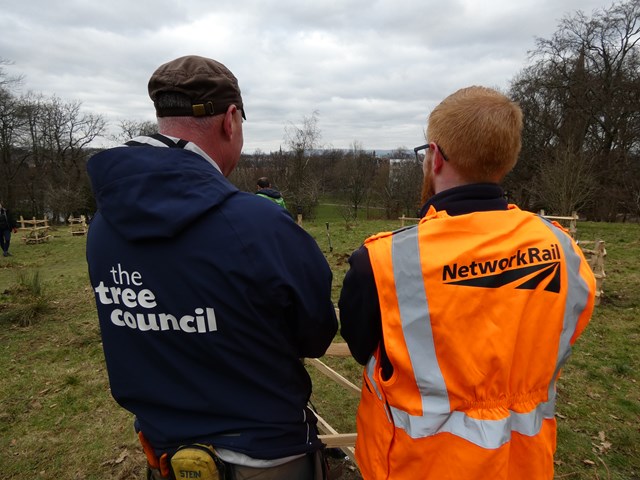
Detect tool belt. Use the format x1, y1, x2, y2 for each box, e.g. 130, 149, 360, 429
140, 432, 226, 480
139, 431, 328, 480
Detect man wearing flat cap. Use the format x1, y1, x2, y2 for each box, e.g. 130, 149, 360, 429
86, 55, 337, 480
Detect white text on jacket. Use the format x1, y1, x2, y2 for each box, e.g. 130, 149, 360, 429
94, 263, 218, 333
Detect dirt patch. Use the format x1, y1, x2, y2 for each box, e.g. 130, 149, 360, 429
328, 252, 352, 266
327, 450, 363, 479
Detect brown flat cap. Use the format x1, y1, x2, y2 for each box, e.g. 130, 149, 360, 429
148, 55, 246, 119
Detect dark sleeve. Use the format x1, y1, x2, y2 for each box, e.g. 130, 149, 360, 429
338, 246, 382, 365
276, 217, 338, 359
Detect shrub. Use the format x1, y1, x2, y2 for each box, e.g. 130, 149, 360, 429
0, 270, 52, 327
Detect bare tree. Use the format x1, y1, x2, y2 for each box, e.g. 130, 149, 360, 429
0, 60, 27, 206
390, 159, 423, 217
368, 158, 397, 219
0, 58, 24, 90
509, 0, 640, 219
284, 110, 321, 156
0, 62, 107, 216
113, 119, 158, 143
283, 111, 322, 216
0, 88, 30, 206
17, 94, 106, 217
340, 140, 377, 219
386, 148, 421, 216
19, 92, 48, 214
537, 145, 598, 215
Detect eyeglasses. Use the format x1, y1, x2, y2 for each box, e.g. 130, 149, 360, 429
413, 143, 449, 164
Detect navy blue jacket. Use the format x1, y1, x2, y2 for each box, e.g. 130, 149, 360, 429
86, 136, 338, 458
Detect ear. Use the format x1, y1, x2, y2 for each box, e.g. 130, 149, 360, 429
431, 142, 445, 173
221, 105, 238, 139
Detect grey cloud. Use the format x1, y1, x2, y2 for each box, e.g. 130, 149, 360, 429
0, 0, 615, 152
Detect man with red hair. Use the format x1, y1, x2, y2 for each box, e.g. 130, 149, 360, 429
339, 86, 596, 480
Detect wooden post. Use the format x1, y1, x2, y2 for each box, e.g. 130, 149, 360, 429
19, 215, 25, 229
591, 240, 606, 306
400, 214, 406, 227
579, 239, 606, 306
297, 213, 303, 226
570, 211, 577, 239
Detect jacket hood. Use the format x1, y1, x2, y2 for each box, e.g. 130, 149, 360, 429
87, 145, 237, 241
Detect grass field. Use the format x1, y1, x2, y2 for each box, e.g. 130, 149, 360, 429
1, 211, 638, 479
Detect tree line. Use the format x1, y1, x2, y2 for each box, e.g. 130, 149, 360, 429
1, 0, 638, 222
505, 0, 640, 221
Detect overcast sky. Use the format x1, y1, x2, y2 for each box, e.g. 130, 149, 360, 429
1, 0, 616, 153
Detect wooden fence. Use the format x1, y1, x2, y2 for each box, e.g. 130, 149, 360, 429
308, 342, 359, 466
402, 210, 580, 235
539, 211, 606, 305
398, 214, 420, 226
401, 211, 580, 236
539, 210, 578, 239
18, 216, 52, 244
68, 215, 88, 236
578, 240, 606, 306
16, 215, 89, 242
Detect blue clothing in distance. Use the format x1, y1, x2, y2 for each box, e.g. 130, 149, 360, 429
0, 207, 17, 255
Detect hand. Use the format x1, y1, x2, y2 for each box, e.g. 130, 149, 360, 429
12, 228, 17, 233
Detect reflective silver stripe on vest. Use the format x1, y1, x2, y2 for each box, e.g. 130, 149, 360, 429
365, 355, 383, 400
392, 227, 450, 415
541, 218, 592, 405
365, 355, 393, 423
383, 220, 590, 449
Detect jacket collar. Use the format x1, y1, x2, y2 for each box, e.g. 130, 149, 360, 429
419, 183, 508, 218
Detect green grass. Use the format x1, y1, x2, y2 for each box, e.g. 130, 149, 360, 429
1, 216, 639, 479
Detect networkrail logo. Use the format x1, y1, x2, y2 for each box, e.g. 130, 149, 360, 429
442, 244, 562, 293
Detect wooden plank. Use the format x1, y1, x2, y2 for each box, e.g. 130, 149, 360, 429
307, 358, 361, 395
579, 240, 606, 306
543, 216, 577, 221
314, 411, 357, 464
318, 433, 357, 448
324, 342, 351, 357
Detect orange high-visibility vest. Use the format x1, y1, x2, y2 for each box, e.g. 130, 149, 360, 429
355, 206, 595, 480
